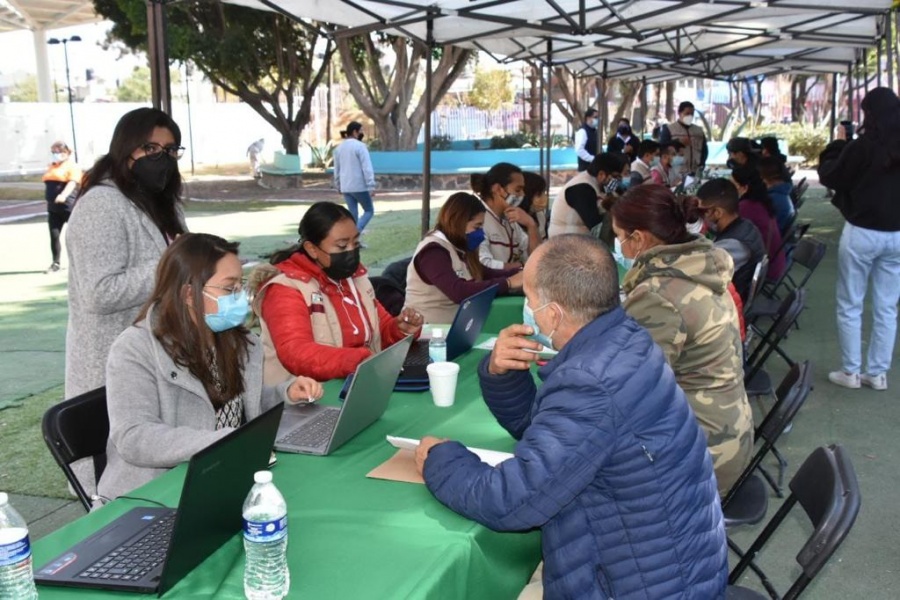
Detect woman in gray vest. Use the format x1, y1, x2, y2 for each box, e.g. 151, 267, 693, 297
98, 233, 322, 502
406, 193, 524, 325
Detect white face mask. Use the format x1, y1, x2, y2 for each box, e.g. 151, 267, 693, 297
681, 114, 694, 126
686, 220, 704, 235
672, 156, 686, 167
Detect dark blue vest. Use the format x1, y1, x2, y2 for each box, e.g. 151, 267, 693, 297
578, 124, 599, 172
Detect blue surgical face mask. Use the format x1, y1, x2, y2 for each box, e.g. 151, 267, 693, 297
52, 152, 66, 162
672, 156, 686, 167
523, 302, 556, 349
203, 290, 250, 332
465, 228, 486, 251
613, 238, 635, 271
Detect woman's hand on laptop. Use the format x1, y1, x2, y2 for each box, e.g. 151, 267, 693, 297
396, 306, 424, 335
287, 376, 324, 404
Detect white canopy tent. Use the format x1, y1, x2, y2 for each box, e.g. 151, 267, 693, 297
211, 0, 894, 230
1, 0, 100, 101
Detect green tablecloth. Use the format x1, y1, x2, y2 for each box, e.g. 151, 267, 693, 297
32, 346, 542, 599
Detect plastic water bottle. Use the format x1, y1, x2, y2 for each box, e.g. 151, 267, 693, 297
243, 471, 289, 600
0, 492, 38, 600
429, 329, 447, 363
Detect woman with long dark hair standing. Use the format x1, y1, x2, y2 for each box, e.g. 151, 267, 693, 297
819, 87, 900, 392
65, 108, 188, 402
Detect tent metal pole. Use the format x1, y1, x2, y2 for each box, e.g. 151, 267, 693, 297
539, 62, 545, 184
595, 76, 603, 152
887, 11, 894, 90
600, 60, 608, 149
830, 72, 838, 143
856, 56, 862, 122
847, 63, 853, 121
147, 0, 172, 114
877, 24, 883, 87
546, 40, 552, 187
421, 18, 433, 237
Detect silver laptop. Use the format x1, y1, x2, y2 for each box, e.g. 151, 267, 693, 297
274, 336, 413, 455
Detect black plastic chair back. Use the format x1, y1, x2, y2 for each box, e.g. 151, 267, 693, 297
755, 361, 812, 443
41, 387, 109, 511
784, 238, 826, 290
744, 289, 806, 384
723, 361, 811, 509
743, 256, 769, 318
728, 444, 861, 600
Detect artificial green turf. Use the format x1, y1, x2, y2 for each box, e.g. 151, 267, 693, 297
0, 384, 70, 499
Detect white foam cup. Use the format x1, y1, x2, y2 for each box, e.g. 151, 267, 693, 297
426, 362, 460, 407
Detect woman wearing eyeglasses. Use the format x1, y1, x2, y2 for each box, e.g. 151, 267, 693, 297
66, 108, 188, 408
97, 233, 322, 503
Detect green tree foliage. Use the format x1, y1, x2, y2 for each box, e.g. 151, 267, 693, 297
116, 66, 152, 102
94, 0, 333, 153
8, 75, 38, 102
469, 67, 513, 112
336, 34, 471, 150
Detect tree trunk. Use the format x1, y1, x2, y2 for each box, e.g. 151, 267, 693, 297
665, 80, 675, 121
610, 80, 640, 136
337, 35, 471, 150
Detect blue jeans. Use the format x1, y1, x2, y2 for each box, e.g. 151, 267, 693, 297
343, 191, 374, 232
836, 222, 900, 375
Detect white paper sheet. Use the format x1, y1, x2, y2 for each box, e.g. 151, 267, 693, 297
386, 436, 513, 467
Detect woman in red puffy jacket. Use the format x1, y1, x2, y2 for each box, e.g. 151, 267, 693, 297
250, 202, 422, 382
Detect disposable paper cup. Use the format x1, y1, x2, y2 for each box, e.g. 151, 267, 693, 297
426, 362, 460, 407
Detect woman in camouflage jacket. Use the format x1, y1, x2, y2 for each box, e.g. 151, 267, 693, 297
609, 185, 754, 496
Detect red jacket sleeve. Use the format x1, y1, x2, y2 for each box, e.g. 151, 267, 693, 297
260, 284, 372, 381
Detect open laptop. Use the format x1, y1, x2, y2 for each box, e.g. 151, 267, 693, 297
400, 285, 498, 381
35, 402, 284, 595
275, 335, 413, 455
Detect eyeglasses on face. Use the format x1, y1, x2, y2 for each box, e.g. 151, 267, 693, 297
203, 279, 247, 298
140, 142, 185, 160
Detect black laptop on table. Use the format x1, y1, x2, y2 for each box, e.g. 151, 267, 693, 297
400, 285, 498, 382
35, 402, 284, 595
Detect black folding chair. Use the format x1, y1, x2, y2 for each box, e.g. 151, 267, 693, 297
789, 176, 809, 210
41, 387, 109, 511
764, 238, 826, 301
742, 257, 769, 320
744, 289, 806, 398
727, 444, 861, 600
766, 223, 810, 291
721, 362, 812, 530
753, 362, 814, 497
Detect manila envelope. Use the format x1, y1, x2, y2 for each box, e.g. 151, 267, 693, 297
366, 449, 425, 484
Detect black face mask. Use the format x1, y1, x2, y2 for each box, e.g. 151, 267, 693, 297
132, 154, 176, 193
321, 247, 361, 280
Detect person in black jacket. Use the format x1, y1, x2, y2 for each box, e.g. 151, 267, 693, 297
574, 109, 599, 171
697, 178, 766, 303
818, 87, 900, 392
606, 118, 638, 162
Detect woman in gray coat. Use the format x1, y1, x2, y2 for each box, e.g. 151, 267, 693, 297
97, 234, 323, 504
65, 108, 188, 400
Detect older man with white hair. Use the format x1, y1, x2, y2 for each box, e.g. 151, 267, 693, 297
416, 234, 727, 600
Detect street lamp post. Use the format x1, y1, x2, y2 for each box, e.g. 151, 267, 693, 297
48, 35, 81, 162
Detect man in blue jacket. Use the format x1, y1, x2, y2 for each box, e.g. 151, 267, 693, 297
416, 235, 727, 599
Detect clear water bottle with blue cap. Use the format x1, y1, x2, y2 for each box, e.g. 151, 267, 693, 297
243, 471, 289, 599
0, 492, 38, 599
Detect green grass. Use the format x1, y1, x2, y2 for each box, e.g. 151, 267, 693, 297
0, 384, 70, 498
0, 188, 43, 201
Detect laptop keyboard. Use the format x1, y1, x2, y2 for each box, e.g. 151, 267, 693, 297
278, 409, 339, 448
405, 342, 432, 366
76, 512, 175, 582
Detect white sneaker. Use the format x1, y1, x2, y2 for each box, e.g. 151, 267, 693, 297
828, 370, 860, 389
861, 373, 888, 391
